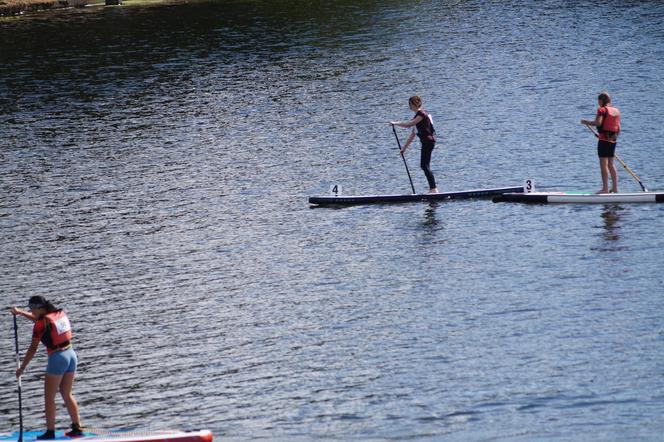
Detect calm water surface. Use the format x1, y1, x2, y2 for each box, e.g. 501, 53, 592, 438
1, 1, 664, 440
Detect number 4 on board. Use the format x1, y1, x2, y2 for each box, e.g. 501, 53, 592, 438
329, 184, 342, 196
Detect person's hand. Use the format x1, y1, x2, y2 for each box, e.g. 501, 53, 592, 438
16, 367, 24, 378
9, 306, 20, 316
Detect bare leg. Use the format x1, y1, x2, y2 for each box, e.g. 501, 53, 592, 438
608, 157, 618, 193
60, 371, 81, 426
597, 157, 610, 193
44, 374, 63, 431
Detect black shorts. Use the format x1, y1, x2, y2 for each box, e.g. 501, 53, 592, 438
597, 140, 616, 158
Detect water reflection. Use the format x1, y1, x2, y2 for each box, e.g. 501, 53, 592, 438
422, 202, 439, 229
420, 202, 447, 247
592, 204, 629, 252
600, 204, 622, 242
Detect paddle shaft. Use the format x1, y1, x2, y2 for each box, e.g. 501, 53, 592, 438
13, 314, 24, 442
583, 123, 648, 191
391, 125, 416, 194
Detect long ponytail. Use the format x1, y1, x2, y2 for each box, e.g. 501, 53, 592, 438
27, 295, 59, 312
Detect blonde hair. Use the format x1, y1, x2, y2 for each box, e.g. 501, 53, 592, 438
408, 96, 422, 108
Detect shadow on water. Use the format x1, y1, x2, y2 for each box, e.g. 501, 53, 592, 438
0, 0, 400, 65
0, 0, 403, 119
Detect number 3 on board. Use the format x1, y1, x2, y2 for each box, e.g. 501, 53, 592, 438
329, 184, 343, 196
523, 179, 535, 193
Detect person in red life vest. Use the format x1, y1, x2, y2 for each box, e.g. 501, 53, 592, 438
581, 92, 621, 193
390, 96, 439, 193
11, 296, 84, 439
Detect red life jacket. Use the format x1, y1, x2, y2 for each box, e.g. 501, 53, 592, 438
44, 310, 73, 349
598, 106, 620, 142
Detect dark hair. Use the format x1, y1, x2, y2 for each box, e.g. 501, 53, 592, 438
28, 296, 58, 313
598, 92, 611, 106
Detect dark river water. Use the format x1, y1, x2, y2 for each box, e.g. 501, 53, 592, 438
1, 0, 664, 440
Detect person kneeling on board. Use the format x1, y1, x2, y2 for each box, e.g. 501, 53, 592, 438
581, 92, 621, 194
390, 95, 439, 193
11, 296, 84, 439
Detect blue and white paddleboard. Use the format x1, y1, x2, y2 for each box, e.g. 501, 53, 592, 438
493, 191, 664, 204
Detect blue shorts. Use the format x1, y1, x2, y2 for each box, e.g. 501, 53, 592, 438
46, 347, 78, 376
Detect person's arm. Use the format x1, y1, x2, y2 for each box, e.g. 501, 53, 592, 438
11, 306, 37, 322
400, 129, 417, 154
581, 110, 604, 127
16, 337, 40, 378
390, 115, 424, 129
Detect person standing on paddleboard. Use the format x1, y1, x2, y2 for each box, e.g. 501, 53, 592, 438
581, 92, 621, 194
390, 96, 439, 193
11, 296, 84, 439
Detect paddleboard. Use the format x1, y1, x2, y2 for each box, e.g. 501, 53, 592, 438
0, 429, 213, 442
309, 186, 524, 206
493, 191, 664, 204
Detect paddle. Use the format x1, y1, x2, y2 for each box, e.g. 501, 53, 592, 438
391, 124, 416, 194
583, 123, 648, 192
13, 312, 24, 442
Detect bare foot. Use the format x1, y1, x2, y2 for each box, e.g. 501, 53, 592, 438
427, 188, 439, 194
610, 189, 618, 193
595, 189, 609, 194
